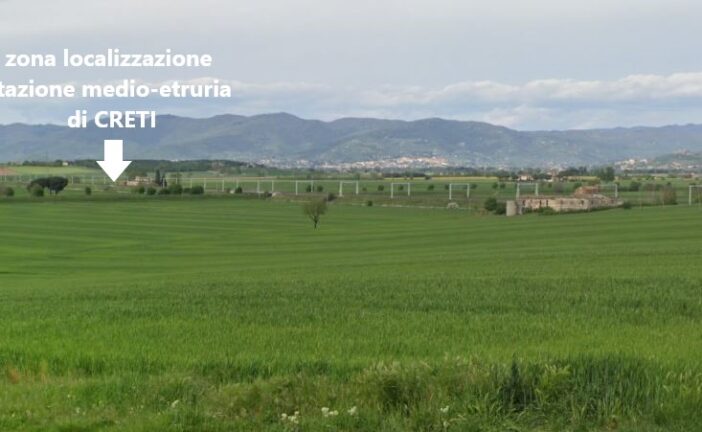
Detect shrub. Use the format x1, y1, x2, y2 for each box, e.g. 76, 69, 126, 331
484, 197, 499, 212
629, 181, 641, 192
146, 187, 157, 196
377, 185, 385, 192
662, 187, 677, 205
427, 184, 435, 191
84, 187, 92, 196
326, 192, 337, 202
1, 186, 14, 197
134, 186, 146, 194
366, 200, 373, 207
190, 186, 205, 195
30, 184, 44, 197
168, 184, 184, 195
316, 185, 324, 193
157, 188, 171, 195
622, 201, 633, 210
305, 185, 312, 193
234, 186, 243, 194
484, 197, 507, 215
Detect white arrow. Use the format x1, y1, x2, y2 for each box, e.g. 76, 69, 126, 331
97, 140, 132, 182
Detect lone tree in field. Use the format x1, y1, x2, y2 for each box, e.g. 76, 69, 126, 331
27, 177, 69, 195
303, 199, 328, 229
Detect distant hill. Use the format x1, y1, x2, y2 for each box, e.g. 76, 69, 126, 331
3, 113, 702, 167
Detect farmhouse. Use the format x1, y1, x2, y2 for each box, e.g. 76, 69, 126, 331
507, 186, 622, 216
125, 176, 152, 187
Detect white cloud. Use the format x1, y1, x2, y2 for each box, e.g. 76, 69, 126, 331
356, 73, 702, 108
2, 0, 702, 88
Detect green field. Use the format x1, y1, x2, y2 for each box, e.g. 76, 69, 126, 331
1, 198, 702, 431
0, 166, 101, 176
2, 164, 701, 209
2, 170, 700, 210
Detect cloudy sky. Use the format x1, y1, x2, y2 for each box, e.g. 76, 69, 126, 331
1, 0, 702, 129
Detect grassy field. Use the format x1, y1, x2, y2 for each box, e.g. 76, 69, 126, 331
2, 164, 701, 208
1, 197, 702, 431
0, 166, 101, 176
2, 171, 700, 210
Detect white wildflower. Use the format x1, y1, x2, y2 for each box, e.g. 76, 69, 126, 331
170, 400, 180, 409
321, 407, 339, 417
440, 405, 450, 414
281, 411, 300, 425
347, 406, 358, 416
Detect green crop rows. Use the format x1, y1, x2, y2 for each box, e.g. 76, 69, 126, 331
0, 198, 701, 431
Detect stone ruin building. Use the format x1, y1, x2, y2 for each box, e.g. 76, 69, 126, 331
506, 186, 622, 216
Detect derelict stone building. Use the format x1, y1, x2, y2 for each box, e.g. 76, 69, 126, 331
506, 186, 622, 216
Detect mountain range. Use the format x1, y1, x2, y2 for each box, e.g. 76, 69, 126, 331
3, 113, 702, 167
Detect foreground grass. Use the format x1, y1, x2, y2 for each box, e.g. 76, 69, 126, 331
0, 199, 701, 430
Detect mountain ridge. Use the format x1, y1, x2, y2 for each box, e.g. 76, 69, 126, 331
2, 113, 702, 167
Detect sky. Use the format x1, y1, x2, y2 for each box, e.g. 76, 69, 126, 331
1, 0, 702, 130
